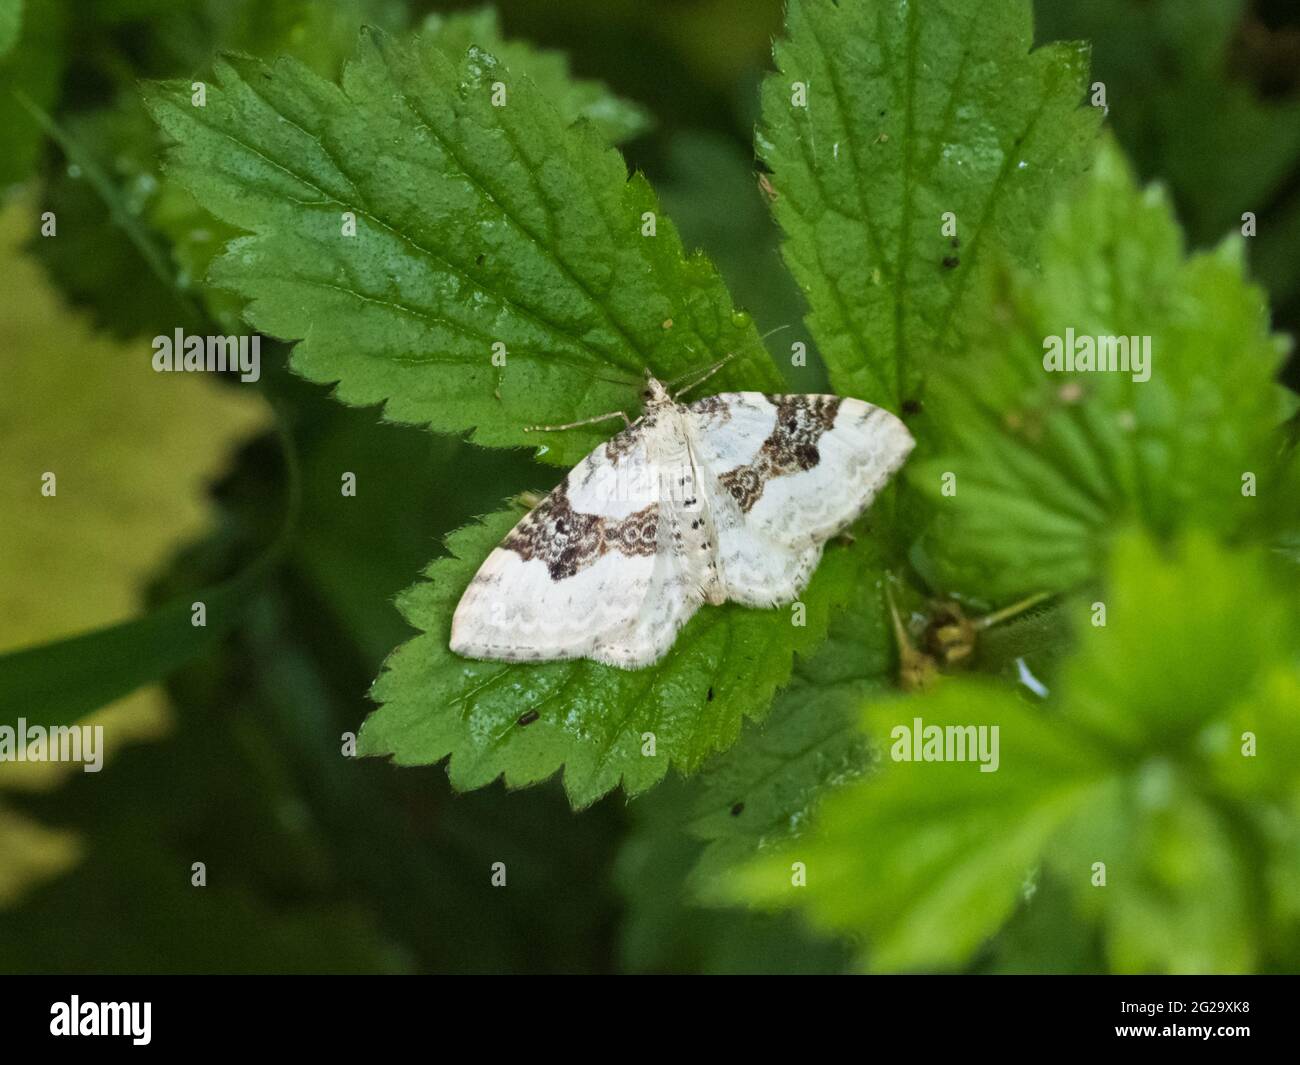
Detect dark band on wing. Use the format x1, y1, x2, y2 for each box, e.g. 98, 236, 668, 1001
718, 395, 841, 512
604, 415, 656, 464
502, 481, 659, 581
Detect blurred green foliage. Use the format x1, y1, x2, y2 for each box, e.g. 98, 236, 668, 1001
732, 532, 1300, 974
912, 137, 1297, 602
0, 0, 1296, 973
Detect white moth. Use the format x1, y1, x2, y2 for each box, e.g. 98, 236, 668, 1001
450, 371, 915, 670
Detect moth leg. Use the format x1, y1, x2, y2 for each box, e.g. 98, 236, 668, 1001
523, 410, 631, 432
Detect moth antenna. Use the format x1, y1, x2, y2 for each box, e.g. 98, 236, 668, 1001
664, 349, 739, 387
670, 350, 741, 399
584, 367, 642, 388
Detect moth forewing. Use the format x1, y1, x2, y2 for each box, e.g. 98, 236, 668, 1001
450, 379, 914, 670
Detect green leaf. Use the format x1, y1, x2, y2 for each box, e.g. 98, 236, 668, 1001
974, 870, 1106, 973
0, 0, 21, 60
0, 557, 275, 729
30, 0, 409, 337
358, 505, 879, 809
144, 2, 647, 335
420, 7, 651, 145
1036, 0, 1300, 255
0, 628, 403, 972
725, 531, 1300, 973
689, 565, 1073, 912
0, 0, 65, 184
23, 93, 206, 338
614, 542, 898, 967
615, 774, 852, 973
0, 193, 276, 908
1045, 534, 1300, 973
144, 28, 781, 468
912, 137, 1298, 602
1054, 774, 1259, 975
1061, 533, 1297, 750
687, 551, 893, 894
0, 197, 274, 727
760, 0, 1099, 408
731, 678, 1103, 971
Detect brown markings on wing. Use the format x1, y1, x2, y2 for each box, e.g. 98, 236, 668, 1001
502, 481, 659, 581
604, 415, 655, 463
717, 395, 841, 512
688, 395, 733, 421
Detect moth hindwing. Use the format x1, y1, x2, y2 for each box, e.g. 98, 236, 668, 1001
450, 380, 914, 669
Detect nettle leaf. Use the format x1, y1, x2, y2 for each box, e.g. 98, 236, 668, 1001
420, 7, 652, 145
727, 532, 1300, 973
360, 505, 879, 808
912, 137, 1299, 602
687, 552, 893, 893
146, 8, 641, 335
144, 28, 780, 469
760, 0, 1099, 409
32, 0, 409, 338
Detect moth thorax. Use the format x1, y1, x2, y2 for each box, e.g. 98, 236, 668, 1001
641, 375, 673, 409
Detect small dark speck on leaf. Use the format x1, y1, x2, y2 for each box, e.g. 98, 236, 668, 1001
902, 398, 922, 415
706, 687, 715, 701
518, 710, 540, 727
475, 253, 486, 266
942, 255, 960, 269
730, 802, 745, 817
